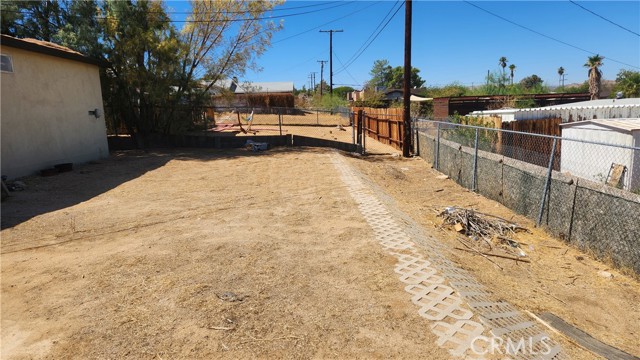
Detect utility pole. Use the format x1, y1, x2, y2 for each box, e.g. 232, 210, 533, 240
311, 72, 317, 92
402, 0, 412, 158
320, 29, 343, 96
317, 60, 327, 96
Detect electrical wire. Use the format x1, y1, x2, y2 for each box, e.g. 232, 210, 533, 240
272, 1, 379, 45
335, 1, 400, 72
334, 1, 403, 75
464, 1, 639, 70
3, 2, 356, 24
334, 52, 361, 87
569, 0, 639, 37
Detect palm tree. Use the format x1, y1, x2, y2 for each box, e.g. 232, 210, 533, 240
498, 57, 508, 87
508, 64, 516, 85
498, 56, 508, 75
557, 67, 565, 88
584, 55, 604, 100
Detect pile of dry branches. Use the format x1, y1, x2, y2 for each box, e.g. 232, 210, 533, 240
438, 207, 527, 240
438, 207, 531, 266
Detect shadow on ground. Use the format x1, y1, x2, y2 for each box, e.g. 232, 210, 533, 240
0, 147, 294, 230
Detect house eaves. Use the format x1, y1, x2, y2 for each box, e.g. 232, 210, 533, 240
1, 34, 103, 67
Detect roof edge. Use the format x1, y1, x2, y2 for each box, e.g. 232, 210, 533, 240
1, 34, 103, 67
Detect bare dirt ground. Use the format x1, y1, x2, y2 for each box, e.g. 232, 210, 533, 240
346, 153, 640, 357
1, 148, 449, 359
2, 145, 639, 359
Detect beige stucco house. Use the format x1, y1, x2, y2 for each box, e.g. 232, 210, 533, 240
1, 35, 108, 179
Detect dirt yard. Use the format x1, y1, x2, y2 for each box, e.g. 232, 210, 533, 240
1, 146, 639, 359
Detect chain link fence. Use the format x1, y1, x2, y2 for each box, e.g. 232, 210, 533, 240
106, 105, 407, 154
415, 118, 640, 273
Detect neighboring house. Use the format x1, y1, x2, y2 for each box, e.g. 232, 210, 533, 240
1, 34, 108, 179
471, 98, 640, 123
560, 118, 640, 192
382, 88, 424, 103
347, 90, 364, 102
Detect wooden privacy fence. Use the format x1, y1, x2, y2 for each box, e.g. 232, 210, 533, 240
352, 107, 404, 150
501, 117, 562, 170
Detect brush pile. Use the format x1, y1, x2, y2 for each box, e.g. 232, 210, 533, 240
439, 207, 526, 239
439, 207, 531, 261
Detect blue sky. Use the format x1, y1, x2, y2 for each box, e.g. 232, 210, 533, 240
167, 1, 640, 91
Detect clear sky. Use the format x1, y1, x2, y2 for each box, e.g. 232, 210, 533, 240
167, 1, 640, 91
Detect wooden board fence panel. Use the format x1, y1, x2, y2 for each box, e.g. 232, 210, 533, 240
352, 107, 405, 150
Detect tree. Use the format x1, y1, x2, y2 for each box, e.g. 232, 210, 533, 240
519, 74, 544, 90
387, 66, 425, 89
333, 86, 355, 100
557, 66, 565, 88
613, 69, 640, 98
180, 1, 283, 100
508, 64, 516, 85
314, 80, 329, 94
584, 54, 604, 100
100, 0, 184, 138
368, 59, 392, 90
498, 56, 508, 75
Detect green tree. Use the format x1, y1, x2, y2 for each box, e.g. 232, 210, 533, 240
519, 74, 544, 90
584, 54, 604, 100
367, 59, 392, 90
612, 69, 640, 98
100, 0, 184, 138
563, 81, 589, 94
333, 86, 355, 100
387, 66, 425, 89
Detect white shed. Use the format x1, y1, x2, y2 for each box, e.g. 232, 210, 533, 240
560, 119, 640, 192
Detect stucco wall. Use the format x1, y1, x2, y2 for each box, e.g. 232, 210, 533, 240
1, 47, 108, 179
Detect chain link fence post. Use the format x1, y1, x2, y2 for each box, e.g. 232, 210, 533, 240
435, 122, 441, 170
472, 128, 479, 192
537, 137, 558, 226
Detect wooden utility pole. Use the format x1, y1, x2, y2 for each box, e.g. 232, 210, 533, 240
317, 60, 327, 96
320, 30, 343, 96
402, 0, 412, 157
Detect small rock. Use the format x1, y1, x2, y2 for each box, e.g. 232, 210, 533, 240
575, 255, 584, 261
436, 174, 449, 180
597, 270, 613, 279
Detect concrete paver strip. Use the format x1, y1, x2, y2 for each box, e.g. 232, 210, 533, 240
331, 152, 565, 359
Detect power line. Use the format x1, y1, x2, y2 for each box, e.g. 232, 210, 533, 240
334, 1, 403, 75
333, 52, 361, 87
463, 1, 639, 70
569, 0, 639, 37
336, 1, 401, 72
4, 2, 356, 24
1, 1, 345, 16
272, 1, 379, 45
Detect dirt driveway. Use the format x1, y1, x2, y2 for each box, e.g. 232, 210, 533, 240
1, 147, 639, 359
